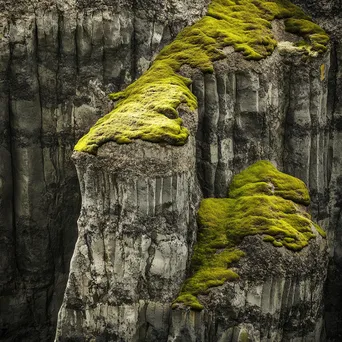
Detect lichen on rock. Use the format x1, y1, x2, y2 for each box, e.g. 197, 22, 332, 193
173, 160, 326, 311
74, 0, 329, 155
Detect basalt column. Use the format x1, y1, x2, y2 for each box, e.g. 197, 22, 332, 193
55, 136, 200, 341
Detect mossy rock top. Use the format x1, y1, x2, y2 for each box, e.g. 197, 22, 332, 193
74, 0, 329, 154
173, 160, 326, 311
229, 160, 310, 205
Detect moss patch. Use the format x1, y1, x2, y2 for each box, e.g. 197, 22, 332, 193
173, 160, 325, 310
75, 0, 329, 154
229, 159, 311, 205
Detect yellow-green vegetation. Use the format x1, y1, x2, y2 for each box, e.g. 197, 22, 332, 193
75, 0, 329, 154
173, 160, 326, 310
229, 159, 311, 205
239, 330, 250, 342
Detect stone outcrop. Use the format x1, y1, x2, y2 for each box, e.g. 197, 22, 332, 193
0, 0, 341, 341
169, 233, 327, 342
55, 133, 201, 340
56, 3, 332, 338
0, 0, 209, 340
292, 1, 342, 339
169, 160, 328, 341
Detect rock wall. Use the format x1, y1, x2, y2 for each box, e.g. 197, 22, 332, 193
194, 44, 331, 202
1, 0, 341, 341
292, 1, 342, 339
169, 234, 328, 342
55, 135, 200, 341
56, 27, 331, 340
0, 0, 209, 340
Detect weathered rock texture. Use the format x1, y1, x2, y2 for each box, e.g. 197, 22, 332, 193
1, 0, 342, 341
169, 234, 327, 342
55, 133, 200, 340
291, 1, 342, 340
56, 22, 331, 340
0, 0, 209, 340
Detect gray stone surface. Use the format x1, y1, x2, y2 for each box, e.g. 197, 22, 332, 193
56, 24, 331, 341
55, 136, 201, 341
0, 0, 209, 340
0, 0, 342, 341
169, 233, 327, 342
291, 2, 342, 340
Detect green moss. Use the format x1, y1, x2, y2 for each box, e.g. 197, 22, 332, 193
239, 330, 250, 342
171, 294, 204, 310
75, 63, 194, 154
273, 240, 283, 247
173, 160, 325, 310
313, 222, 327, 238
229, 160, 310, 205
75, 0, 329, 155
284, 19, 329, 53
263, 235, 275, 242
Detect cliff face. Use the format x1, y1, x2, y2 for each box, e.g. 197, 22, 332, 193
56, 1, 332, 338
56, 137, 200, 341
292, 1, 342, 339
0, 0, 341, 341
169, 161, 328, 341
170, 236, 327, 342
0, 0, 209, 340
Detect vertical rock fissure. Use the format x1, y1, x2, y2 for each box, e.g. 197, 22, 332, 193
7, 31, 19, 279
56, 8, 62, 113
308, 66, 313, 192
74, 13, 80, 78
101, 10, 106, 85
131, 0, 138, 82
7, 23, 40, 332
150, 18, 156, 59
283, 63, 293, 172
328, 41, 338, 119
34, 12, 57, 328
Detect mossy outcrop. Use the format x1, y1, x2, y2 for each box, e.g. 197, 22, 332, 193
173, 160, 326, 311
74, 0, 329, 155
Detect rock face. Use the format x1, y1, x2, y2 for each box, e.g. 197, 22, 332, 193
169, 233, 327, 342
292, 1, 342, 340
0, 0, 209, 341
55, 134, 200, 340
169, 160, 328, 341
0, 0, 341, 342
56, 5, 331, 338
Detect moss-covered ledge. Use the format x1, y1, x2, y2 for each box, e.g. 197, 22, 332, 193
74, 0, 329, 155
172, 160, 326, 311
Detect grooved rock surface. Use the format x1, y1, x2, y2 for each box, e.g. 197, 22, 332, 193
0, 0, 341, 341
292, 1, 342, 340
169, 234, 327, 342
57, 25, 331, 340
0, 0, 209, 340
55, 135, 201, 341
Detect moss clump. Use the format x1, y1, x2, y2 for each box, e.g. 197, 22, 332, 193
75, 62, 195, 154
229, 160, 311, 205
239, 330, 250, 342
75, 0, 329, 155
284, 19, 329, 53
173, 160, 325, 310
313, 222, 327, 238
